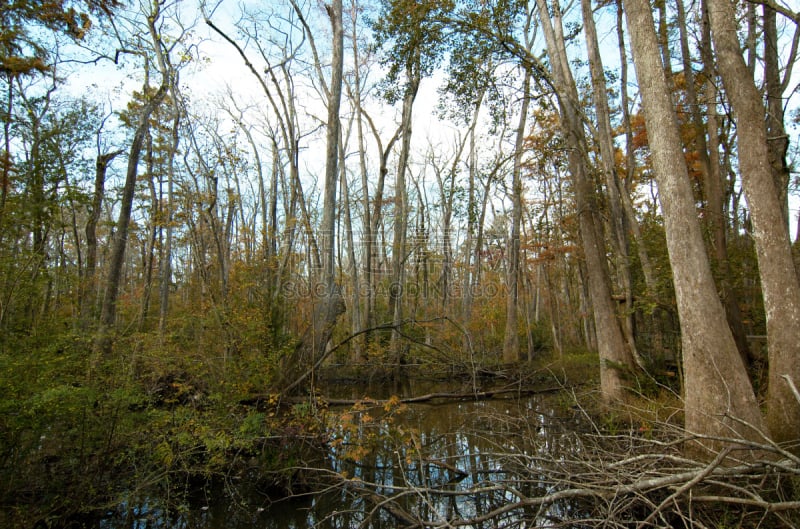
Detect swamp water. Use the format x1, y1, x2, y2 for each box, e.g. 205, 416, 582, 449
98, 379, 591, 529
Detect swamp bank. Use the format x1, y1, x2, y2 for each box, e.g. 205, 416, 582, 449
1, 335, 798, 529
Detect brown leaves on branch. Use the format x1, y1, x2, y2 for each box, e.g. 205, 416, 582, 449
0, 0, 118, 76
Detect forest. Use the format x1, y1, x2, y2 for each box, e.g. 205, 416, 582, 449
1, 0, 799, 527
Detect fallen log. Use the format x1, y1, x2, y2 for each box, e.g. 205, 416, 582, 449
241, 386, 565, 407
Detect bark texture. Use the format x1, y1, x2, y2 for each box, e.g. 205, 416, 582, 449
707, 0, 800, 445
624, 0, 766, 450
98, 84, 168, 330
389, 60, 420, 371
281, 0, 346, 394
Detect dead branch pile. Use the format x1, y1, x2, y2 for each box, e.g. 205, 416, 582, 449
308, 399, 800, 529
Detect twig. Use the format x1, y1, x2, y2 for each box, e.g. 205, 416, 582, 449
781, 374, 800, 405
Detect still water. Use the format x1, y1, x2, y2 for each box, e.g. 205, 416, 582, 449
102, 378, 588, 529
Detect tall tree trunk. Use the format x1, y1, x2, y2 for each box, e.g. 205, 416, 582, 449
339, 125, 362, 363
536, 0, 635, 401
320, 0, 343, 294
744, 1, 758, 75
763, 3, 791, 231
462, 96, 483, 323
139, 134, 158, 331
698, 2, 753, 365
363, 113, 401, 341
349, 2, 371, 359
502, 66, 531, 364
616, 0, 657, 295
83, 149, 121, 322
389, 59, 420, 372
624, 0, 767, 450
656, 0, 672, 80
268, 140, 279, 263
159, 107, 179, 336
97, 5, 170, 351
582, 0, 638, 365
539, 186, 564, 356
0, 76, 12, 238
707, 0, 800, 445
432, 134, 468, 317
279, 0, 346, 394
98, 83, 168, 342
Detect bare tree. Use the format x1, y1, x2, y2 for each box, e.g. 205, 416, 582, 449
276, 0, 347, 394
502, 63, 531, 365
388, 57, 420, 372
360, 109, 402, 345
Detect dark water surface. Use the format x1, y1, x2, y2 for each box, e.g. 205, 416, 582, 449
98, 378, 587, 528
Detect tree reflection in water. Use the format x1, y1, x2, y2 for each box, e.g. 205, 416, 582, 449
320, 388, 589, 529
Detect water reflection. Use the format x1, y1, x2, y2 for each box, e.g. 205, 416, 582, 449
318, 379, 587, 529
97, 379, 586, 528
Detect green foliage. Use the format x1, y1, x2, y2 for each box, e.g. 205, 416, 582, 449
0, 94, 102, 335
438, 0, 527, 129
372, 0, 455, 101
531, 349, 601, 388
527, 321, 552, 352
0, 324, 317, 527
0, 334, 137, 524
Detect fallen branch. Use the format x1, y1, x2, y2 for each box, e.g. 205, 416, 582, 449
637, 446, 732, 528
689, 496, 800, 512
354, 487, 421, 528
782, 374, 800, 405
